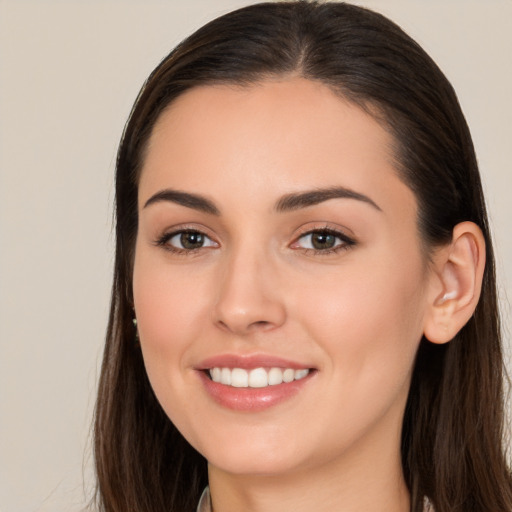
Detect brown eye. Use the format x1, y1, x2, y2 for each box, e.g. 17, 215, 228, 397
165, 230, 217, 251
293, 229, 355, 253
310, 232, 336, 250
180, 231, 205, 249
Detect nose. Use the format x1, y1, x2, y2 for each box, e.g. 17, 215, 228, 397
213, 247, 286, 335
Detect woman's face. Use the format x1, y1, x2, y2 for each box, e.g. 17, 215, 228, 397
133, 78, 434, 477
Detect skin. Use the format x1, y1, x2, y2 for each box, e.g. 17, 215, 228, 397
133, 78, 446, 512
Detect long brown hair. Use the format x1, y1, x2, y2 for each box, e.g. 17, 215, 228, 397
93, 2, 512, 511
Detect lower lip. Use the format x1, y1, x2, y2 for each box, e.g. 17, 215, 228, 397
198, 370, 314, 412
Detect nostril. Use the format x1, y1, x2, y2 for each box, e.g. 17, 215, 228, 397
215, 318, 274, 334
247, 320, 273, 331
213, 292, 287, 334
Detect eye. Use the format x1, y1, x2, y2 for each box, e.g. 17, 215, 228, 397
292, 228, 355, 253
158, 229, 218, 252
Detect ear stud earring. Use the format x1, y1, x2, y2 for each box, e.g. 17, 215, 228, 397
132, 318, 139, 342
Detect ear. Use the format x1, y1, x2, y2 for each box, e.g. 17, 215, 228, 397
423, 221, 486, 344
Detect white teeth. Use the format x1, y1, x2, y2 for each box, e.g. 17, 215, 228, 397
294, 369, 309, 380
249, 368, 268, 388
220, 367, 231, 385
231, 368, 249, 387
211, 367, 221, 383
208, 367, 310, 388
268, 367, 283, 385
283, 368, 295, 383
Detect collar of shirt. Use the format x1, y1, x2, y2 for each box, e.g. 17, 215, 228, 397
196, 486, 434, 511
196, 487, 211, 512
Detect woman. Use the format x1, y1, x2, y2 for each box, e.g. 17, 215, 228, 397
93, 2, 512, 511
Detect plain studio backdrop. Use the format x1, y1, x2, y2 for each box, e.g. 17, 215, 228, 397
0, 1, 511, 511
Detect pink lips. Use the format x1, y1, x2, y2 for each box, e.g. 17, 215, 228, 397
196, 354, 315, 412
198, 354, 311, 371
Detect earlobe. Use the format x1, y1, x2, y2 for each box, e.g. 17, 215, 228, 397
423, 222, 486, 344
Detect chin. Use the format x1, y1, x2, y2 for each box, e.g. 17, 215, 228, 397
192, 427, 308, 477
207, 451, 303, 477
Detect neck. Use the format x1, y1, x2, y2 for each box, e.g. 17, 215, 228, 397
207, 419, 410, 512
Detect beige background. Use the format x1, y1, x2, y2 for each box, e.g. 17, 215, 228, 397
0, 1, 510, 511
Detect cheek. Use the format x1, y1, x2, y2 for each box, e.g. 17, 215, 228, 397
132, 249, 211, 388
292, 252, 427, 386
283, 255, 427, 457
134, 242, 212, 331
132, 251, 219, 450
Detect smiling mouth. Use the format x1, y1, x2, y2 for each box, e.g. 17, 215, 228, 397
207, 367, 311, 388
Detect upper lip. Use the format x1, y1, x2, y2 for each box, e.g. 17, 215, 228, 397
197, 354, 313, 370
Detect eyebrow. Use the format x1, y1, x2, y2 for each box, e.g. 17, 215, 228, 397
143, 186, 381, 215
275, 187, 382, 212
143, 189, 220, 215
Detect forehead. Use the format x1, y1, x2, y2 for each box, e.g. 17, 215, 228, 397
139, 78, 416, 219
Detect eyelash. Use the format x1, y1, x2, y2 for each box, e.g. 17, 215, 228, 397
292, 227, 356, 255
154, 227, 356, 256
154, 228, 218, 256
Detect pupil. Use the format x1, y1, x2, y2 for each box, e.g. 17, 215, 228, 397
181, 232, 204, 249
312, 232, 335, 250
